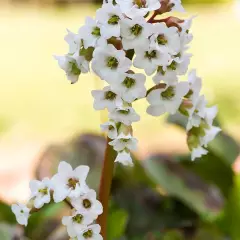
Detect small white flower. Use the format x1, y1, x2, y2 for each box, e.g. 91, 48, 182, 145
29, 177, 52, 209
134, 45, 171, 76
109, 106, 140, 126
179, 16, 195, 46
55, 53, 89, 84
147, 81, 189, 116
150, 23, 180, 54
92, 86, 122, 111
115, 150, 133, 166
169, 0, 185, 13
186, 69, 202, 102
11, 203, 30, 226
120, 17, 153, 51
100, 121, 118, 139
111, 72, 146, 103
51, 161, 89, 202
92, 45, 131, 83
77, 224, 103, 240
200, 125, 221, 147
191, 146, 208, 161
116, 0, 161, 18
64, 29, 81, 54
109, 133, 138, 151
79, 17, 107, 48
62, 210, 93, 238
71, 189, 103, 220
96, 3, 123, 39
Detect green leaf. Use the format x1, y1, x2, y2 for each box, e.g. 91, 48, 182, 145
0, 200, 15, 224
107, 208, 128, 239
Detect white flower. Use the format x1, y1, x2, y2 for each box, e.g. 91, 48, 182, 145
79, 17, 107, 48
51, 161, 89, 202
92, 86, 122, 111
92, 45, 131, 83
29, 177, 52, 209
100, 121, 118, 139
70, 189, 103, 220
120, 17, 153, 51
64, 29, 81, 54
55, 53, 89, 84
179, 16, 195, 46
111, 73, 146, 103
116, 0, 161, 18
115, 150, 133, 166
96, 3, 123, 39
186, 69, 202, 102
77, 224, 103, 240
62, 210, 93, 238
200, 126, 221, 147
109, 133, 138, 151
150, 23, 180, 54
191, 146, 208, 161
169, 0, 185, 13
147, 82, 189, 116
134, 45, 171, 76
11, 203, 30, 226
109, 106, 140, 126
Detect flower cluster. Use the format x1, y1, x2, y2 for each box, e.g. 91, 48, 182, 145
55, 0, 220, 162
12, 161, 103, 240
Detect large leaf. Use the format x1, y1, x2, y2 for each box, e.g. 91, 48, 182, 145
143, 156, 224, 220
0, 200, 16, 224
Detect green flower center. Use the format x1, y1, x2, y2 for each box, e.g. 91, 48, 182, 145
122, 77, 136, 89
72, 214, 83, 224
108, 125, 115, 131
157, 66, 166, 75
83, 229, 93, 238
38, 188, 48, 195
67, 178, 79, 189
130, 24, 143, 36
70, 62, 81, 75
157, 34, 168, 45
145, 50, 157, 60
118, 109, 130, 115
91, 26, 101, 37
83, 199, 92, 209
20, 210, 24, 213
161, 86, 175, 100
105, 91, 117, 100
121, 139, 129, 143
108, 15, 120, 25
107, 57, 119, 69
135, 0, 146, 8
167, 61, 178, 71
185, 89, 193, 98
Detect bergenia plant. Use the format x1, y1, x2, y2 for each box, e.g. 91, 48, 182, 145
12, 0, 221, 239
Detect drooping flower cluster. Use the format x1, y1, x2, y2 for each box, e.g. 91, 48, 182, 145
12, 161, 103, 240
55, 0, 220, 162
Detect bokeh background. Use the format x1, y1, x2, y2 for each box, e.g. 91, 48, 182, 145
0, 0, 240, 239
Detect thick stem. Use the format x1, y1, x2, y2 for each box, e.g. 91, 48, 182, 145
97, 137, 116, 239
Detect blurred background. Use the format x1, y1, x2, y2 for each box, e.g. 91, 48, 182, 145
0, 0, 240, 239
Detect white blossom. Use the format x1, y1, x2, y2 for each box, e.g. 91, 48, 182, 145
179, 16, 195, 46
77, 224, 103, 240
121, 17, 153, 51
109, 106, 140, 126
64, 29, 81, 54
11, 203, 30, 226
186, 69, 202, 102
147, 82, 189, 116
29, 177, 52, 209
116, 0, 161, 18
100, 121, 118, 139
92, 86, 122, 111
51, 161, 89, 202
115, 150, 133, 166
169, 0, 185, 13
92, 44, 131, 83
70, 189, 103, 220
191, 146, 208, 161
62, 210, 93, 238
109, 133, 138, 151
111, 72, 146, 103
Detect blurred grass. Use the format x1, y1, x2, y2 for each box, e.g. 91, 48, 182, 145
0, 3, 239, 140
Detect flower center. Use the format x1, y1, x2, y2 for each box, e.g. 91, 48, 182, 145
107, 56, 119, 69
130, 24, 143, 36
67, 178, 79, 189
83, 229, 93, 238
72, 214, 83, 224
108, 125, 115, 131
157, 66, 166, 75
105, 91, 117, 100
121, 139, 129, 143
83, 199, 92, 209
20, 210, 24, 214
108, 15, 120, 25
38, 188, 48, 195
185, 89, 193, 98
145, 50, 157, 60
70, 62, 81, 75
91, 26, 101, 37
157, 34, 168, 45
161, 86, 175, 100
135, 0, 146, 8
122, 77, 136, 89
167, 61, 178, 71
118, 109, 130, 115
